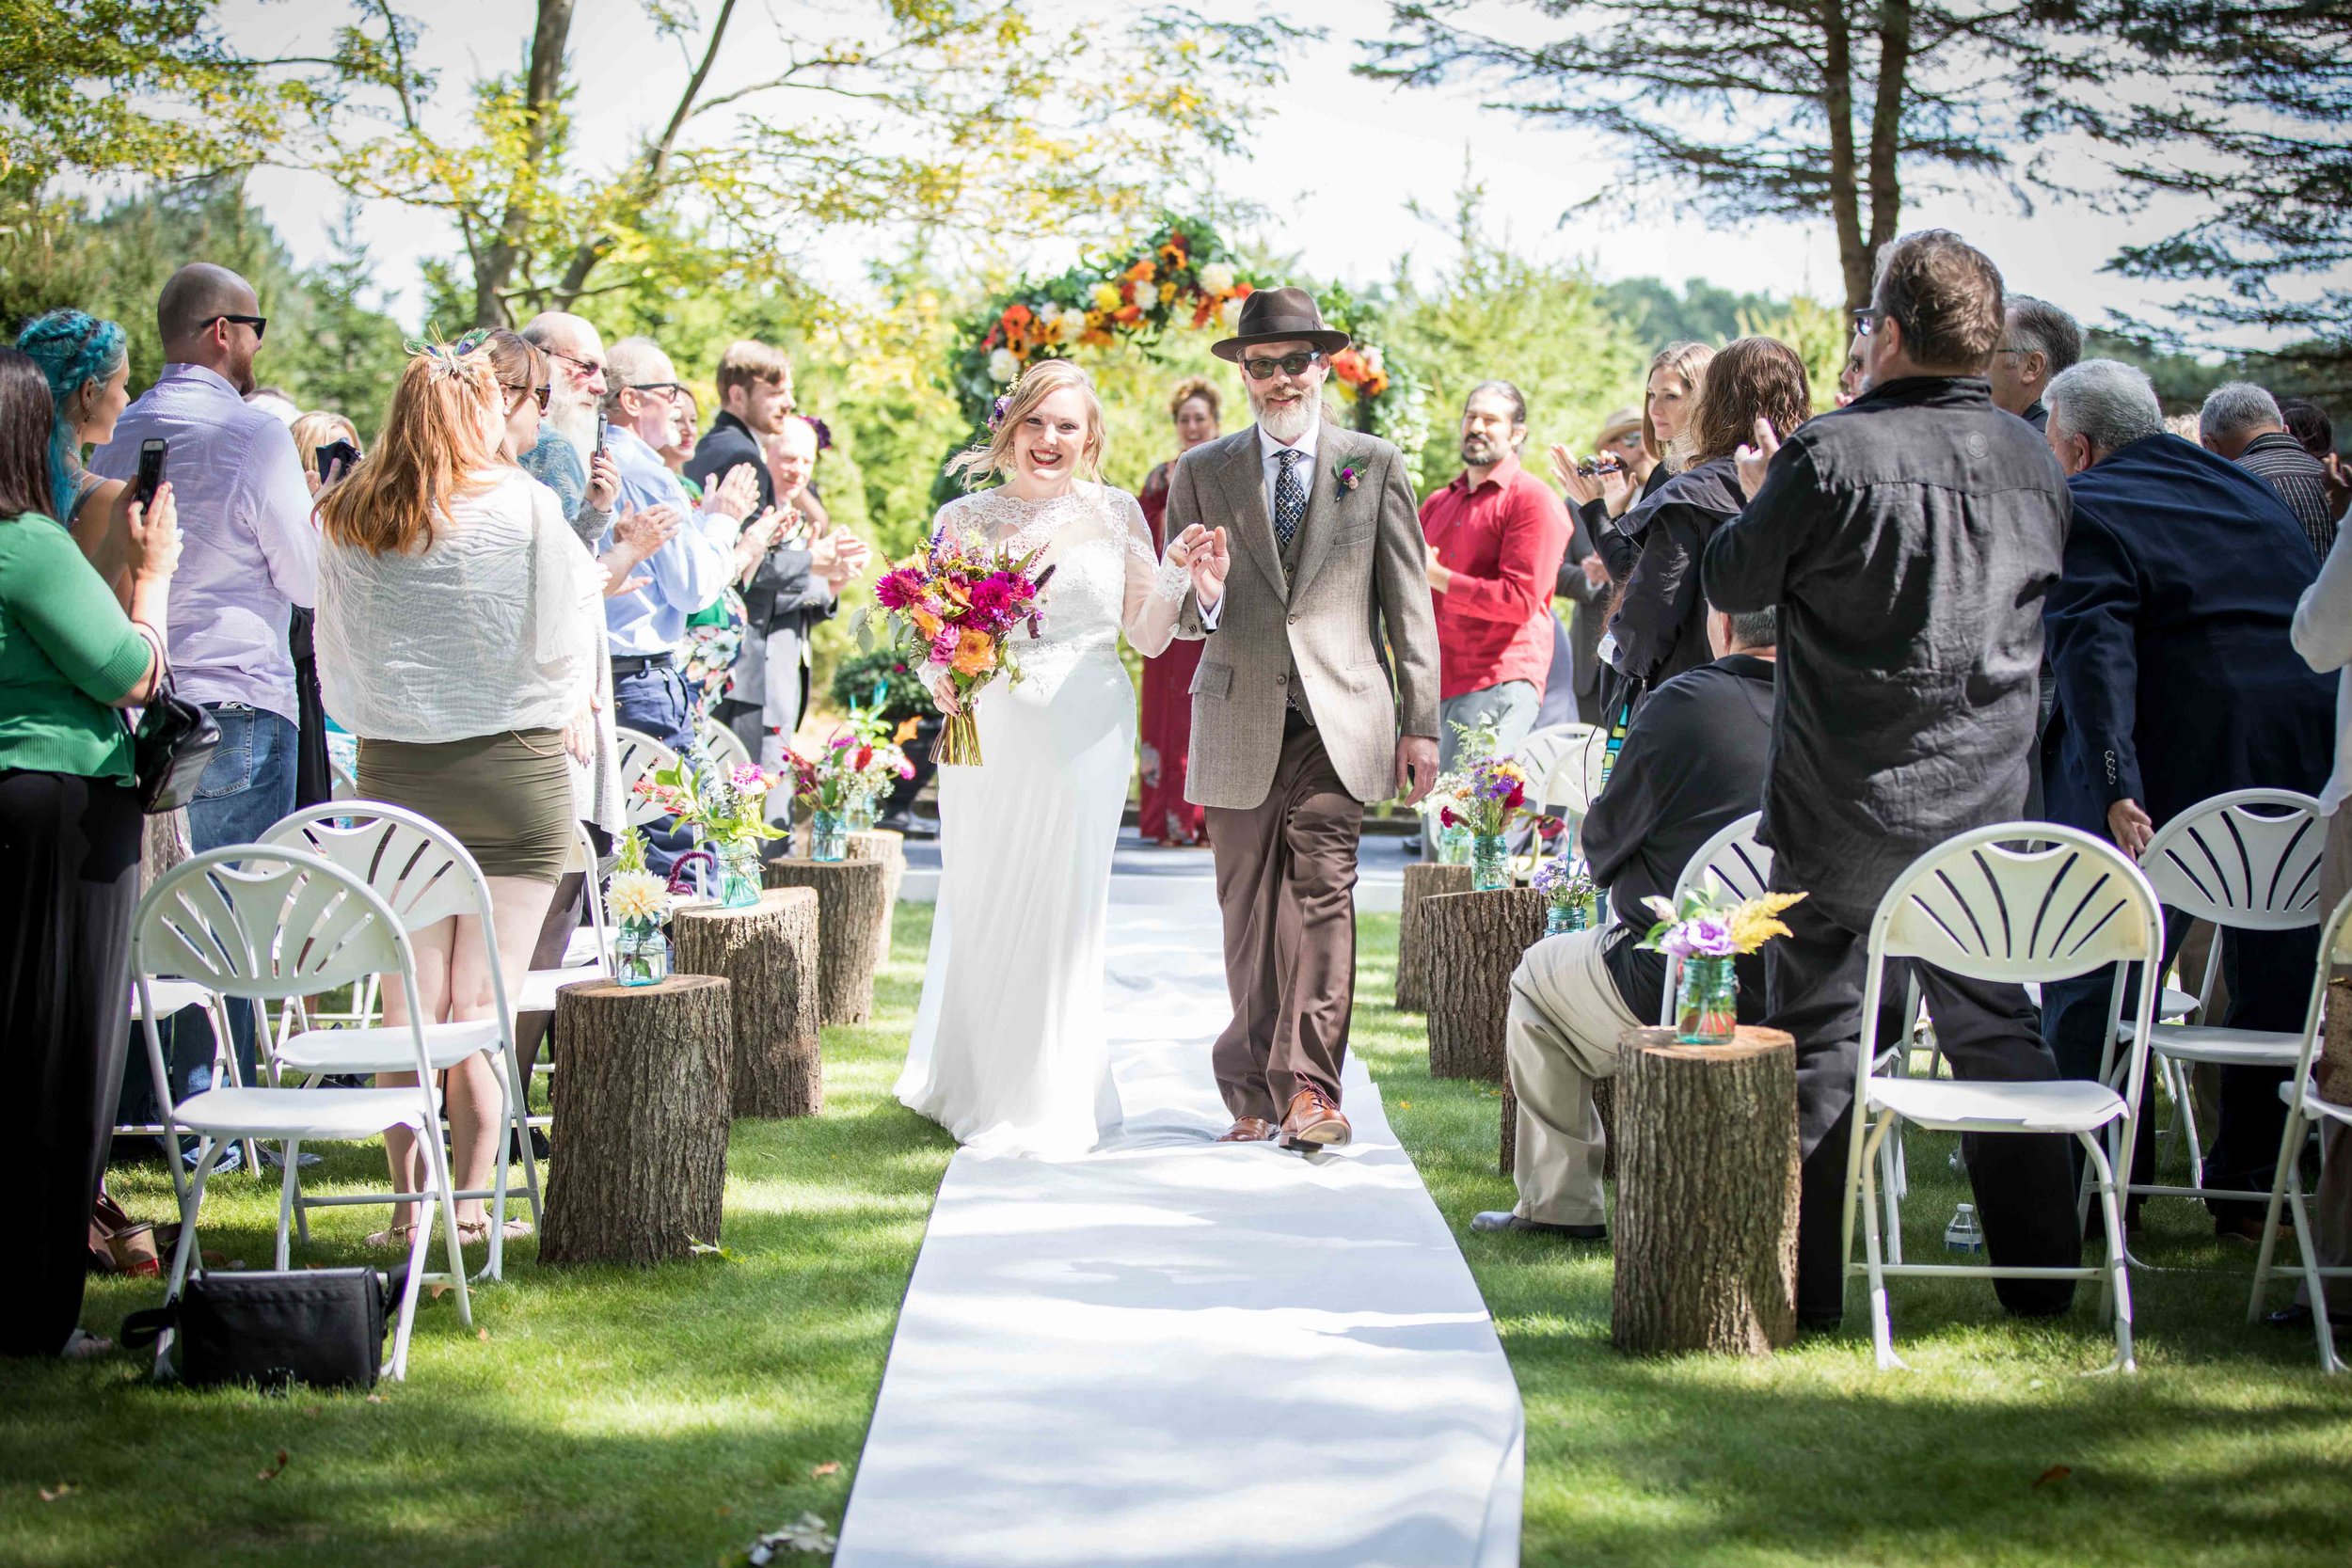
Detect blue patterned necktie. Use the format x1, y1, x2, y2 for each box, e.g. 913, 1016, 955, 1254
1273, 447, 1307, 551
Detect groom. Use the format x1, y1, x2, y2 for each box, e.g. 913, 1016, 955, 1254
1167, 288, 1441, 1148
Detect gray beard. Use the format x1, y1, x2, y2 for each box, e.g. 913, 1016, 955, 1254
1256, 395, 1315, 444
547, 394, 600, 453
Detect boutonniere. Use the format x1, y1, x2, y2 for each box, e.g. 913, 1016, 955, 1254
1333, 458, 1367, 493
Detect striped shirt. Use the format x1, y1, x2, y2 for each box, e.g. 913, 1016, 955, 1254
2238, 431, 2336, 562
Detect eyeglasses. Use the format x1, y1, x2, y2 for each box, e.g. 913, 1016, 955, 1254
504, 382, 552, 413
548, 348, 604, 378
630, 381, 691, 404
206, 314, 268, 341
1851, 309, 1883, 338
1241, 351, 1322, 381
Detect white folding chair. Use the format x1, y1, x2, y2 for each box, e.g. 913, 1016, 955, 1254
134, 846, 469, 1381
1531, 723, 1607, 820
1653, 812, 1773, 1029
699, 714, 754, 774
1840, 824, 2164, 1371
614, 726, 683, 832
262, 803, 536, 1281
2248, 886, 2352, 1372
2133, 789, 2324, 1205
120, 978, 259, 1178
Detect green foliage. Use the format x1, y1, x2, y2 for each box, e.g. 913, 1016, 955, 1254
1736, 296, 1851, 414
830, 648, 935, 724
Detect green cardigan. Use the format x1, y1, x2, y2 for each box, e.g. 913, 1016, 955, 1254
0, 513, 151, 783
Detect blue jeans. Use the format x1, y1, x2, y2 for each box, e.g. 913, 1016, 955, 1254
117, 705, 298, 1139
614, 663, 695, 874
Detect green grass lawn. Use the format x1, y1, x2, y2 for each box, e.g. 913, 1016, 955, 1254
1350, 911, 2352, 1568
6, 902, 2348, 1566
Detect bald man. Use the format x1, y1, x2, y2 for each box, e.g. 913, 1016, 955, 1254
91, 262, 317, 1138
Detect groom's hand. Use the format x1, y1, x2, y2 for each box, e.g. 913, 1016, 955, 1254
1395, 734, 1439, 808
1188, 525, 1231, 610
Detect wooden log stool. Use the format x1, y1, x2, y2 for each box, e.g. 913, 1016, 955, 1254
1422, 887, 1548, 1080
761, 855, 889, 1025
1611, 1025, 1800, 1357
541, 974, 733, 1267
1394, 862, 1474, 1012
673, 889, 822, 1119
844, 829, 906, 965
1500, 1069, 1614, 1183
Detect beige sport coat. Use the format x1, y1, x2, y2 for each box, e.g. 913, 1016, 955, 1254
1168, 421, 1440, 810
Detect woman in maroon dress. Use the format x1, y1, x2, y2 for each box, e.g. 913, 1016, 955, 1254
1136, 376, 1221, 846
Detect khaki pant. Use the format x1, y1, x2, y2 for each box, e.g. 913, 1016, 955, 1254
1505, 929, 1643, 1227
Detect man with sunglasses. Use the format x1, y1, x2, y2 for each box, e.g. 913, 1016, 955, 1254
1163, 286, 1440, 1151
90, 261, 317, 1130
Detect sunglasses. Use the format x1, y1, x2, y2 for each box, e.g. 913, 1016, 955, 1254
505, 382, 552, 413
548, 348, 604, 378
1851, 309, 1883, 338
1241, 351, 1322, 381
206, 313, 268, 341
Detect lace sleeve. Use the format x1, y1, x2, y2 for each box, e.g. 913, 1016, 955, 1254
1119, 489, 1184, 659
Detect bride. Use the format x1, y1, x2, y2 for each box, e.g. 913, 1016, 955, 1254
895, 360, 1207, 1157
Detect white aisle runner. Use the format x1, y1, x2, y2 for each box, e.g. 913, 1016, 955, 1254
833, 878, 1523, 1568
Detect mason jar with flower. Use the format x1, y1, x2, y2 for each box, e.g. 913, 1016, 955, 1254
630, 749, 786, 908
788, 744, 860, 862
1531, 858, 1597, 936
605, 827, 674, 986
1450, 753, 1531, 892
1639, 883, 1808, 1044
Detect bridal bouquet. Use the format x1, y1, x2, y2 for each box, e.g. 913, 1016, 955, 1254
865, 537, 1053, 767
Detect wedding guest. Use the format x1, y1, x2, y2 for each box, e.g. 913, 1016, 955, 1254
2041, 358, 2333, 1237
284, 410, 362, 809
518, 311, 621, 541
1989, 295, 2082, 432
0, 345, 180, 1358
316, 343, 603, 1248
1597, 337, 1810, 721
1541, 407, 1639, 728
15, 309, 133, 593
89, 262, 318, 1125
2281, 397, 2352, 525
1137, 376, 1221, 845
2202, 381, 2336, 560
1474, 601, 1776, 1240
1704, 229, 2082, 1326
1421, 381, 1570, 772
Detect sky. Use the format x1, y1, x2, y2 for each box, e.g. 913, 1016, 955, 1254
219, 0, 2214, 339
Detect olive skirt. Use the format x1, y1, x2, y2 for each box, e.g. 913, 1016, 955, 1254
356, 729, 574, 884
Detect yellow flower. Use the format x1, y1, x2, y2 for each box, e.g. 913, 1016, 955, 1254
1158, 281, 1177, 305
1090, 281, 1122, 312
1724, 892, 1808, 953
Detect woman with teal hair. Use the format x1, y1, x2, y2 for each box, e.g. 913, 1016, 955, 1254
14, 309, 133, 594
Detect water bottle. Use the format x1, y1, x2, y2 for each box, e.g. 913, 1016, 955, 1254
1945, 1201, 1985, 1254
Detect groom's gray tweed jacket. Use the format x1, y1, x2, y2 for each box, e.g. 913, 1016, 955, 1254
1168, 420, 1440, 811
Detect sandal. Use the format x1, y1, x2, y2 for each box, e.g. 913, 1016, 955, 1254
454, 1217, 534, 1245
365, 1223, 417, 1249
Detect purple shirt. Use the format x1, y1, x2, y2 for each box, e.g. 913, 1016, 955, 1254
90, 365, 318, 721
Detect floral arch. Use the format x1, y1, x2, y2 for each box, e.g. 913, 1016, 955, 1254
944, 216, 1430, 495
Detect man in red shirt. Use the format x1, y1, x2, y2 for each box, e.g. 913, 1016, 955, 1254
1421, 381, 1574, 773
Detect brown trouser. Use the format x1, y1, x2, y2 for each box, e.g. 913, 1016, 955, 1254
1204, 719, 1364, 1123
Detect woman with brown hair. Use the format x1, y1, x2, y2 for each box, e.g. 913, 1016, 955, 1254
1596, 336, 1811, 720
315, 341, 603, 1248
1136, 374, 1221, 846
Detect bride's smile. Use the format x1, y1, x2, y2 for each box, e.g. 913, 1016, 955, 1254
1012, 389, 1091, 494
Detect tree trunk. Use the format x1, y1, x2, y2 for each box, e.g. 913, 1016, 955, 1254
471, 0, 577, 326
541, 975, 733, 1267
672, 889, 821, 1119
1502, 1065, 1614, 1182
1395, 862, 1475, 1012
1612, 1025, 1800, 1356
761, 855, 889, 1025
844, 829, 905, 965
1423, 888, 1547, 1081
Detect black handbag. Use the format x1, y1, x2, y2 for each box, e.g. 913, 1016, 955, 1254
127, 629, 219, 815
120, 1267, 395, 1389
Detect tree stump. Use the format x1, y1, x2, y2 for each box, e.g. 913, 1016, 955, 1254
761, 856, 889, 1025
1612, 1025, 1800, 1357
1423, 888, 1548, 1080
673, 890, 822, 1119
1394, 863, 1475, 1011
844, 829, 905, 965
541, 975, 733, 1268
1499, 1069, 1615, 1181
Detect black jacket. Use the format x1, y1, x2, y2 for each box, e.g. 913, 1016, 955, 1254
684, 411, 832, 640
1601, 454, 1746, 697
2043, 433, 2332, 835
1584, 653, 1778, 1023
1701, 376, 2069, 916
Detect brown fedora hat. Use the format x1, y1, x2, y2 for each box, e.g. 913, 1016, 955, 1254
1210, 286, 1352, 362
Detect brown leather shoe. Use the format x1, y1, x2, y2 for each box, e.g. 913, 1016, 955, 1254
1280, 1087, 1352, 1148
1217, 1117, 1278, 1143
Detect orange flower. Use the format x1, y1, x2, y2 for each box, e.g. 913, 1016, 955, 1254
1125, 258, 1155, 283
909, 605, 943, 639
1364, 372, 1391, 396
1329, 348, 1369, 385
950, 628, 997, 676
1158, 281, 1177, 305
1113, 304, 1144, 325
892, 716, 923, 745
1156, 241, 1187, 271
1002, 303, 1034, 327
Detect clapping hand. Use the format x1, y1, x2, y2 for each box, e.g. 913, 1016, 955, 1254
708, 463, 760, 523
1175, 524, 1231, 609
825, 528, 870, 587
1736, 417, 1781, 498
613, 503, 680, 553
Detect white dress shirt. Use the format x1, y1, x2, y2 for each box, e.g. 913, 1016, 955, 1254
599, 424, 737, 657
1201, 418, 1323, 627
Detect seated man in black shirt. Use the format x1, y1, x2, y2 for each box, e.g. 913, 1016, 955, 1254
1474, 601, 1777, 1238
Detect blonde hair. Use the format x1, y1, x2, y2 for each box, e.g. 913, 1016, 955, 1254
317, 347, 504, 556
289, 410, 359, 477
1643, 341, 1716, 470
1169, 375, 1220, 423
948, 359, 1106, 489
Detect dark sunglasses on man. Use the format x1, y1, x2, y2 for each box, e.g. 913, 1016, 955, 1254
1240, 350, 1323, 382
205, 313, 268, 341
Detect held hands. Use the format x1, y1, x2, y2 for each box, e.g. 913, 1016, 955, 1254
1394, 735, 1439, 809
1173, 524, 1231, 610
126, 483, 181, 582
1736, 417, 1782, 497
2107, 799, 2154, 860
585, 451, 621, 514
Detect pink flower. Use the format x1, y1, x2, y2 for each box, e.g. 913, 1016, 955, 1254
874, 568, 923, 610
929, 629, 959, 667
729, 764, 767, 790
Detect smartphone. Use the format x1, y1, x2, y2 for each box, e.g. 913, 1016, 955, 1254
133, 437, 167, 506
593, 426, 609, 461
315, 438, 360, 483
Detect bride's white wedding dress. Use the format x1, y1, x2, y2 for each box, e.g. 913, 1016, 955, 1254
896, 482, 1189, 1157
